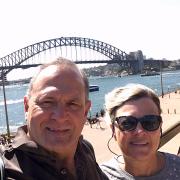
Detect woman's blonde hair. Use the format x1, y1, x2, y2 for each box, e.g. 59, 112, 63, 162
104, 83, 161, 124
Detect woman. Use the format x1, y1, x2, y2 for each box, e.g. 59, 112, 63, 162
101, 83, 180, 179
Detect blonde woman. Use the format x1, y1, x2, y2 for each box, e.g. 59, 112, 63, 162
101, 84, 180, 179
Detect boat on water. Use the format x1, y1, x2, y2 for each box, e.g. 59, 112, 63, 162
141, 71, 160, 77
89, 85, 99, 92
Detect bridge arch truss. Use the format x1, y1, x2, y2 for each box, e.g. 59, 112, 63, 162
0, 37, 132, 75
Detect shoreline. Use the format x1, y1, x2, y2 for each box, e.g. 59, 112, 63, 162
1, 90, 180, 163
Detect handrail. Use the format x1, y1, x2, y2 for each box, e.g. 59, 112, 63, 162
159, 121, 180, 148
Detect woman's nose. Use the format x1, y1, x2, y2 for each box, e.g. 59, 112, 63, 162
134, 122, 146, 134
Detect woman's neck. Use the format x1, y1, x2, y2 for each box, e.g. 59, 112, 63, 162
120, 152, 165, 177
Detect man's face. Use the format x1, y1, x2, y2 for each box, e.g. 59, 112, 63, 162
24, 65, 91, 154
114, 97, 161, 161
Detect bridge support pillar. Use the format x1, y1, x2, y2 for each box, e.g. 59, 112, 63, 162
131, 63, 140, 74
129, 50, 144, 73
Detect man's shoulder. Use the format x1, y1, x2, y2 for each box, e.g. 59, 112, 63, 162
76, 137, 98, 163
0, 145, 4, 154
0, 144, 8, 155
76, 138, 109, 180
81, 138, 94, 151
80, 138, 96, 158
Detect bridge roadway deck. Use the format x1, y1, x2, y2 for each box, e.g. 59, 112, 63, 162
82, 90, 180, 163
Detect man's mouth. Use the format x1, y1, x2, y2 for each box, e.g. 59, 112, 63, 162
46, 127, 70, 133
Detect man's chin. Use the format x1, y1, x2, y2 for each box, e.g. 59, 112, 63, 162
42, 138, 76, 151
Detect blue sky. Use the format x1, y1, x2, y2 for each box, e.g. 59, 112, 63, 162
0, 0, 180, 79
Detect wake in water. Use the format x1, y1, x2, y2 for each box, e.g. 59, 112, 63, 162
0, 99, 23, 106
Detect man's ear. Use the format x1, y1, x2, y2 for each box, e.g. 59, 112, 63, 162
24, 96, 29, 112
85, 100, 91, 117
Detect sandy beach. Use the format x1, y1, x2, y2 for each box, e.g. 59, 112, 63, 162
82, 90, 180, 163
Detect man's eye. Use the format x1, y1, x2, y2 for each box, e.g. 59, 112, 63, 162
69, 102, 78, 106
68, 102, 80, 109
39, 100, 54, 107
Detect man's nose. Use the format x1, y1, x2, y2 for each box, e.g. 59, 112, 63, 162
51, 104, 66, 121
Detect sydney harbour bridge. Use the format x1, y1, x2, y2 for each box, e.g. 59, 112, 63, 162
0, 37, 172, 79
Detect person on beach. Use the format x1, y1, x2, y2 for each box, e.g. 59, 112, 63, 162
101, 83, 180, 179
0, 58, 108, 180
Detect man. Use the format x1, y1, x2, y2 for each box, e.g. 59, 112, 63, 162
0, 58, 108, 179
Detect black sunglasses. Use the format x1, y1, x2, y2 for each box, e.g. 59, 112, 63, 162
115, 115, 162, 132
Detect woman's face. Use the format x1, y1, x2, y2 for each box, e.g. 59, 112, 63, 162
114, 97, 162, 161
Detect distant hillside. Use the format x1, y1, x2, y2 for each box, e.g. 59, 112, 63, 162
82, 61, 180, 77
83, 63, 132, 77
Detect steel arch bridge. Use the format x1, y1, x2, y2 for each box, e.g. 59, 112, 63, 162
0, 37, 134, 77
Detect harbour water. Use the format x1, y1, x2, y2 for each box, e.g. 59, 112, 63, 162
0, 70, 180, 134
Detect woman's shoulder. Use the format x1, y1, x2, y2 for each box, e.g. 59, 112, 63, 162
100, 158, 120, 179
163, 151, 180, 173
101, 157, 119, 169
162, 151, 180, 163
163, 152, 180, 171
158, 152, 180, 178
100, 157, 132, 179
